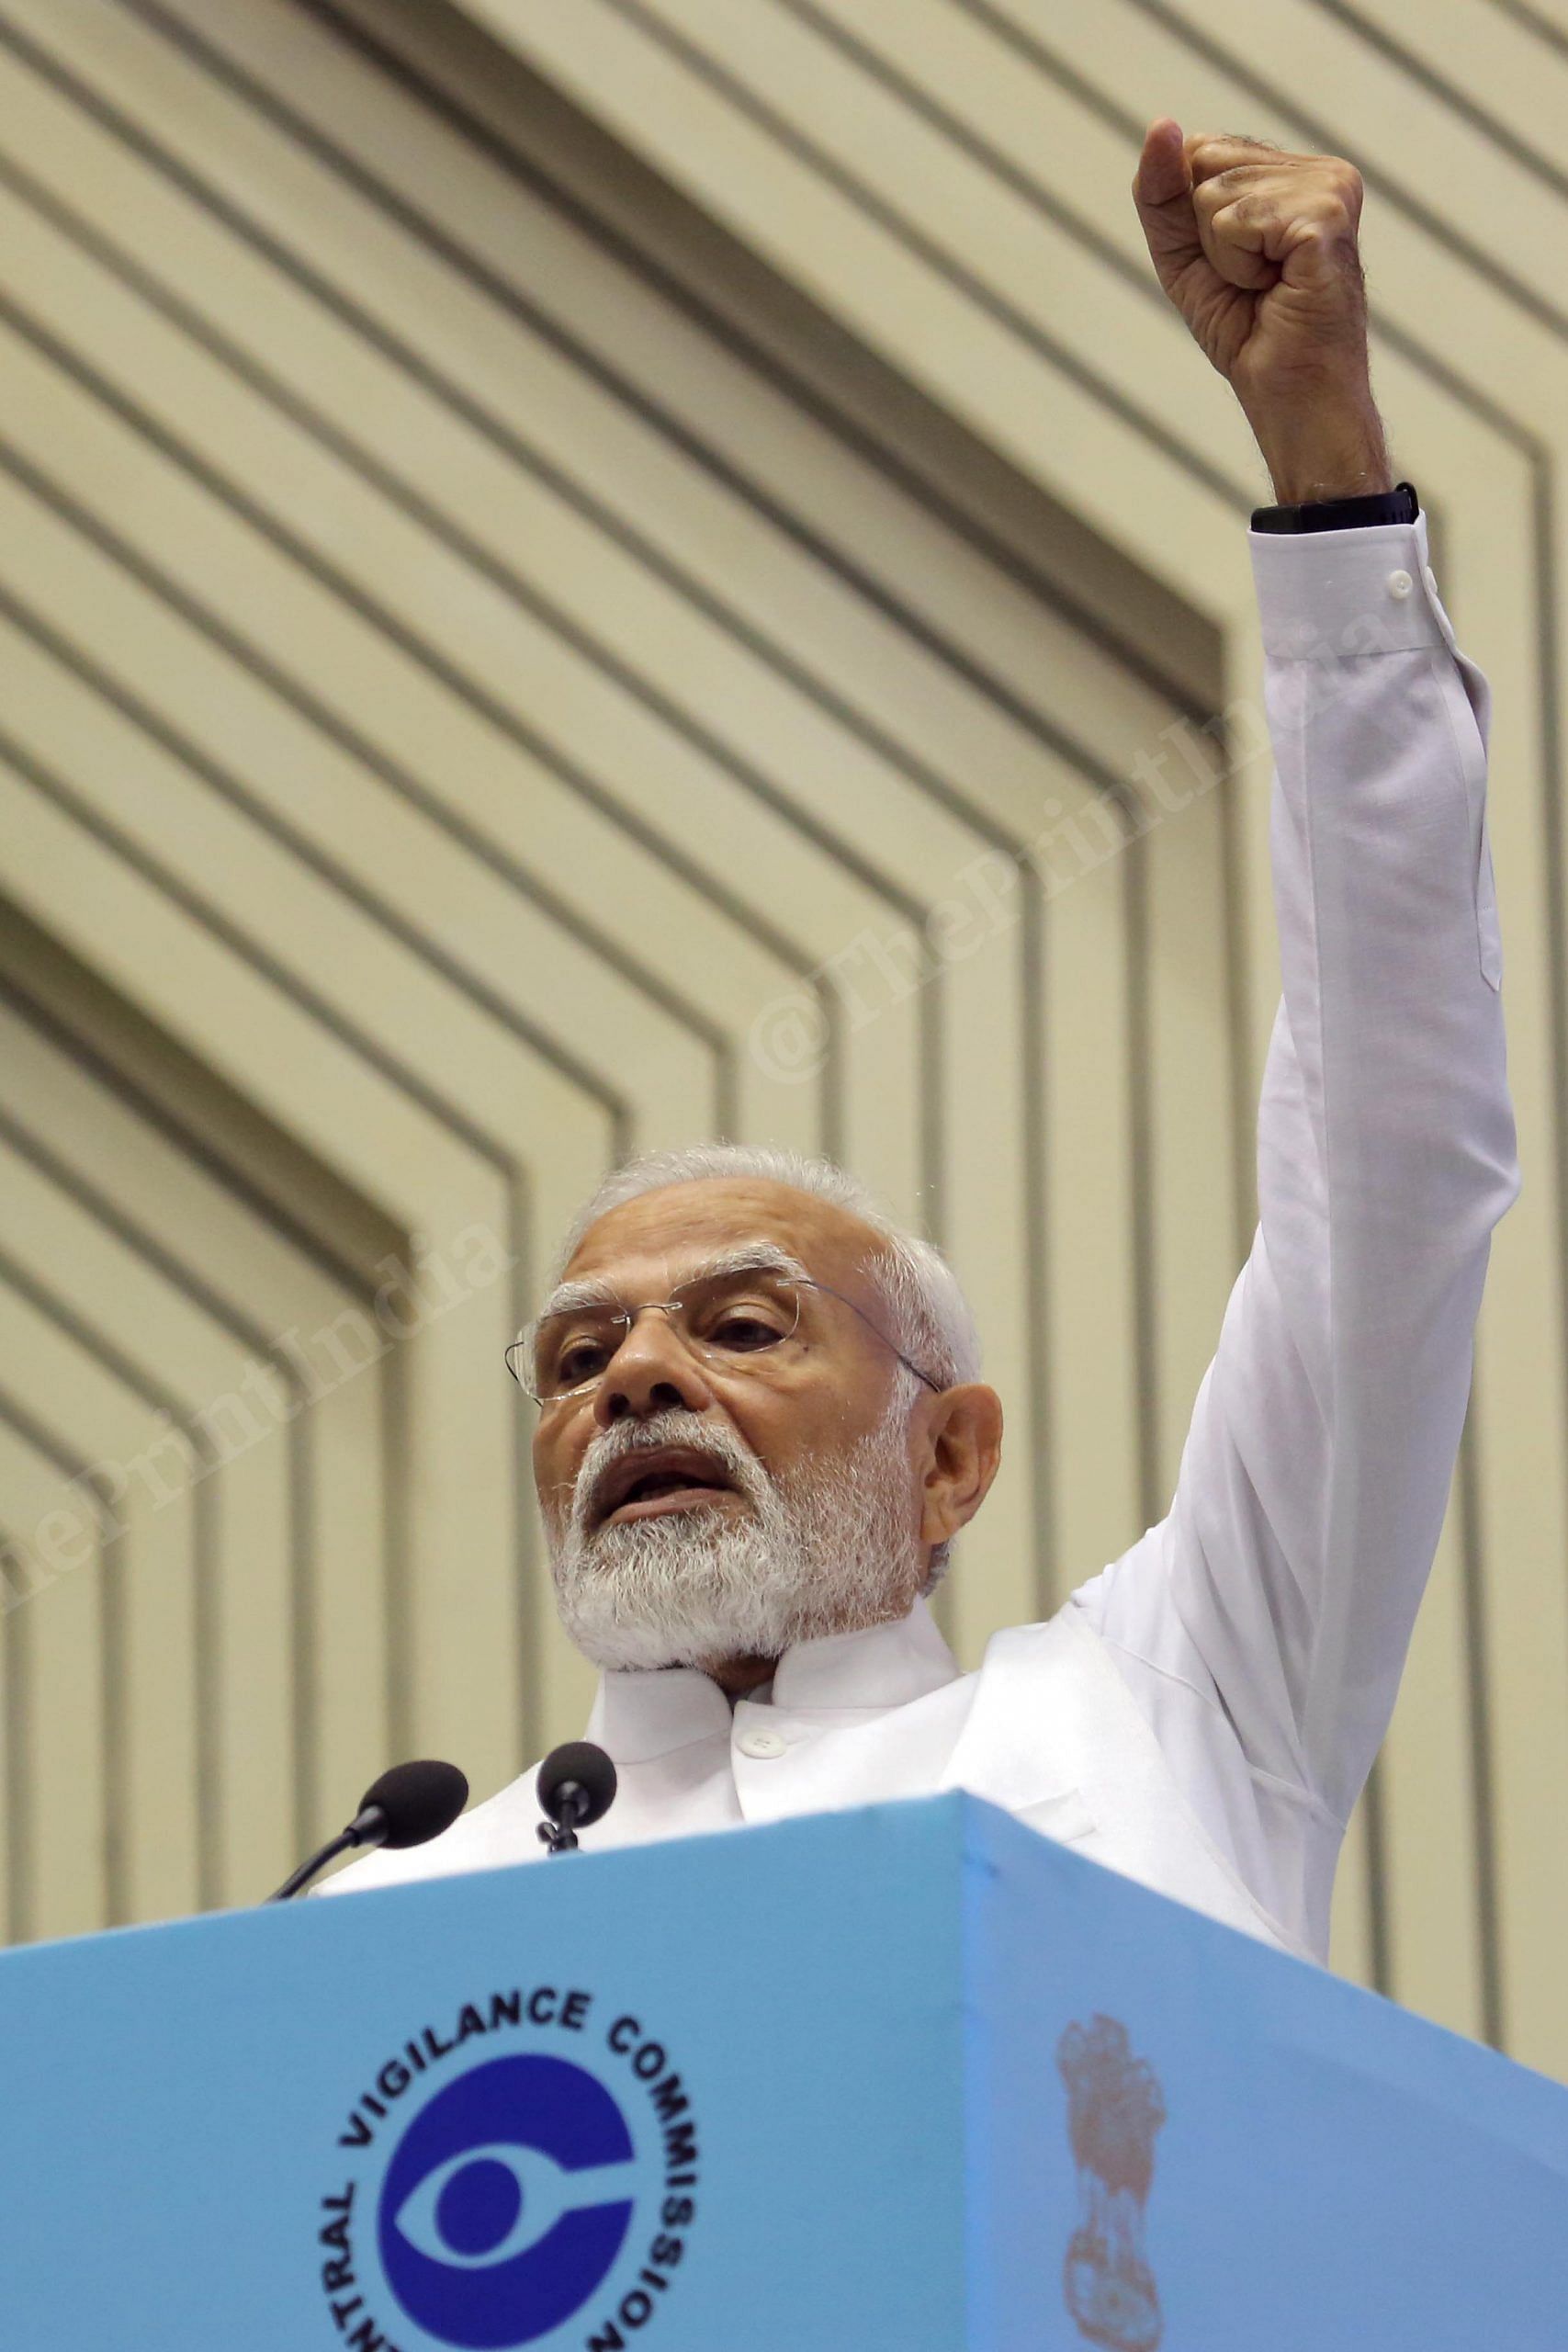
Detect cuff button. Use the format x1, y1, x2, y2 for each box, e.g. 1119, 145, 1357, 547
1387, 569, 1414, 600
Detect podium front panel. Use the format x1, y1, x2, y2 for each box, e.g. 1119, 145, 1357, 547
1, 1792, 1566, 2348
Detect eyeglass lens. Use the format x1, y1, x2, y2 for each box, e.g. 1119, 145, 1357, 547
528, 1268, 807, 1400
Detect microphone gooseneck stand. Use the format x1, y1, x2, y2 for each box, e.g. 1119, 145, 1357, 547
265, 1758, 469, 1902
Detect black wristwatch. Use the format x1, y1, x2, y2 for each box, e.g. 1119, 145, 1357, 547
1251, 480, 1419, 534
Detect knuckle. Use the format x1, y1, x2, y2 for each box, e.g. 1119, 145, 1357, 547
1293, 178, 1360, 240
1194, 168, 1242, 213
1316, 158, 1364, 210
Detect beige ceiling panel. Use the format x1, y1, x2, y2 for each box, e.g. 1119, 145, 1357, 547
1041, 848, 1140, 1601
0, 1248, 209, 1936
0, 1113, 293, 1914
0, 6, 1189, 816
387, 0, 1253, 605
0, 993, 392, 1895
0, 761, 530, 1777
1348, 0, 1568, 153
0, 1408, 112, 1943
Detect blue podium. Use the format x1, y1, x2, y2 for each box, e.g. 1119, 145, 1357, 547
1, 1793, 1565, 2349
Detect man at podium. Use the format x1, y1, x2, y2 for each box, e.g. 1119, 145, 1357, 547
327, 122, 1517, 1967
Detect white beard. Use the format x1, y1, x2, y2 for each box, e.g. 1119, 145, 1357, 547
545, 1397, 924, 1672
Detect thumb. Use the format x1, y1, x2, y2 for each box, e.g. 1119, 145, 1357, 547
1133, 118, 1202, 293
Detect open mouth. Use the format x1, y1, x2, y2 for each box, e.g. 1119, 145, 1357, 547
592, 1448, 740, 1529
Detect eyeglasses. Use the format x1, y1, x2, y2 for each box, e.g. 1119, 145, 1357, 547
505, 1264, 943, 1408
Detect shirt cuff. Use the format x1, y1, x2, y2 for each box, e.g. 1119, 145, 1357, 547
1248, 511, 1448, 659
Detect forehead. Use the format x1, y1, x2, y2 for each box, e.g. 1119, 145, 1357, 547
561, 1178, 887, 1304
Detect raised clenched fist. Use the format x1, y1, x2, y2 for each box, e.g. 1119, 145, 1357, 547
1133, 119, 1392, 506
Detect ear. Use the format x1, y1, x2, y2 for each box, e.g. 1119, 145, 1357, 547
917, 1383, 1003, 1550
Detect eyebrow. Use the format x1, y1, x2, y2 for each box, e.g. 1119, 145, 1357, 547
528, 1240, 814, 1329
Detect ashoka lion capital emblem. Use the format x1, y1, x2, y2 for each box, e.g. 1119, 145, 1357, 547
1056, 2014, 1167, 2351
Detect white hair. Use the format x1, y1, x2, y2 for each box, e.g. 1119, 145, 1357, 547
551, 1144, 982, 1389
547, 1144, 985, 1592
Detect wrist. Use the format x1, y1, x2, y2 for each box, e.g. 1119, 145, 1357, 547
1246, 392, 1392, 507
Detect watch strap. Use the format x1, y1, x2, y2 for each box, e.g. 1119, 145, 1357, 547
1251, 480, 1419, 535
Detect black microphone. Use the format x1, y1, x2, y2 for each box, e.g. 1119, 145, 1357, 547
536, 1741, 617, 1855
266, 1758, 469, 1901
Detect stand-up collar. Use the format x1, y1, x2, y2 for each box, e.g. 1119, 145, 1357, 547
770, 1596, 958, 1710
585, 1598, 961, 1765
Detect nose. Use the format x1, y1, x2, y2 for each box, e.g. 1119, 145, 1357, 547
592, 1306, 716, 1427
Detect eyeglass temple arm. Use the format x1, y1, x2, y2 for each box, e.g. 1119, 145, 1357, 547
802, 1279, 944, 1394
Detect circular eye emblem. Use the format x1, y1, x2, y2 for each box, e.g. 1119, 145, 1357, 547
434, 2154, 524, 2257
378, 2054, 637, 2347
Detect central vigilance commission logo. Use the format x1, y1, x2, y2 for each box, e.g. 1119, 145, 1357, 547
316, 1985, 701, 2350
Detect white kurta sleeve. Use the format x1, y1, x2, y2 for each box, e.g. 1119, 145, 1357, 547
1076, 514, 1518, 1878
